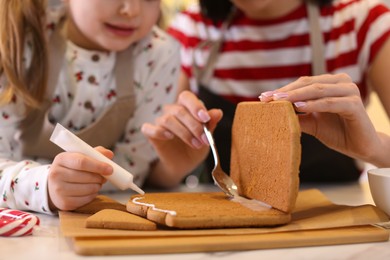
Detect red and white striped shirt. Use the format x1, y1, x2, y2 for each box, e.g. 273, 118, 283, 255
168, 0, 390, 104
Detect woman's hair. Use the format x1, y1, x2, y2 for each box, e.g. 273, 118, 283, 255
199, 0, 334, 22
0, 0, 48, 108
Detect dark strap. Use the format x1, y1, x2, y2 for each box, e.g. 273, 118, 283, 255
300, 3, 361, 182
307, 2, 326, 75
192, 8, 237, 87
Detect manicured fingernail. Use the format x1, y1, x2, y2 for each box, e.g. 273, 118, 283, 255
293, 102, 307, 115
258, 91, 274, 101
201, 133, 209, 145
164, 131, 174, 139
197, 109, 211, 123
260, 91, 274, 98
191, 138, 202, 149
294, 101, 306, 108
104, 165, 113, 175
273, 92, 288, 100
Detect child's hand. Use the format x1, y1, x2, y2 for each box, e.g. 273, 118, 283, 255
47, 146, 113, 211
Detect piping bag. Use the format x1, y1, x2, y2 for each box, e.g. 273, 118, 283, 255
50, 123, 144, 194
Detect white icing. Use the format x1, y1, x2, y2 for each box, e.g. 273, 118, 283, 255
231, 196, 272, 212
132, 197, 177, 216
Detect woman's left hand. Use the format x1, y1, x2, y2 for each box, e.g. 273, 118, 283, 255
259, 73, 381, 163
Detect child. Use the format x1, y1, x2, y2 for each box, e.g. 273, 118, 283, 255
0, 0, 194, 214
161, 0, 390, 182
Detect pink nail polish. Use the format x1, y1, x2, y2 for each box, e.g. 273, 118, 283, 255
191, 138, 202, 149
259, 95, 265, 102
261, 91, 274, 97
273, 92, 288, 100
164, 131, 174, 139
259, 91, 274, 101
201, 133, 209, 145
294, 101, 306, 108
198, 110, 210, 123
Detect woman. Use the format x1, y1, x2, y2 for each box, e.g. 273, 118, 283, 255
143, 0, 390, 182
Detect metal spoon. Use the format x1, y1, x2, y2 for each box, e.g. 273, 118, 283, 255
203, 125, 239, 198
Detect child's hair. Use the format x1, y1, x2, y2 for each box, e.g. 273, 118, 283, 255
200, 0, 334, 22
0, 0, 48, 109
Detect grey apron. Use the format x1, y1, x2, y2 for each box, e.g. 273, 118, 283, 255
16, 20, 136, 160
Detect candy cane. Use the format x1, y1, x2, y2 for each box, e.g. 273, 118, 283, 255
0, 208, 40, 237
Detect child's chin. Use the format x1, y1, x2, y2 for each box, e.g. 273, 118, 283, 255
101, 41, 134, 52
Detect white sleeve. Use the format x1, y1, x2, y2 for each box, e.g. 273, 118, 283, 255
0, 76, 55, 215
0, 159, 55, 214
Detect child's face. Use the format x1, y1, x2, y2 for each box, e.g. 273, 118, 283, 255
65, 0, 161, 51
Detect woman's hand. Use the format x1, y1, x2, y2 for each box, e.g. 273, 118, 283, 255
142, 90, 222, 186
47, 146, 113, 211
259, 73, 382, 164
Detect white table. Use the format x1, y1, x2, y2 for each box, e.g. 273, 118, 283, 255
2, 180, 389, 260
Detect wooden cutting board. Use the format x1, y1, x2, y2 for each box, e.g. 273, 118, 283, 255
72, 226, 388, 256
60, 189, 389, 255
